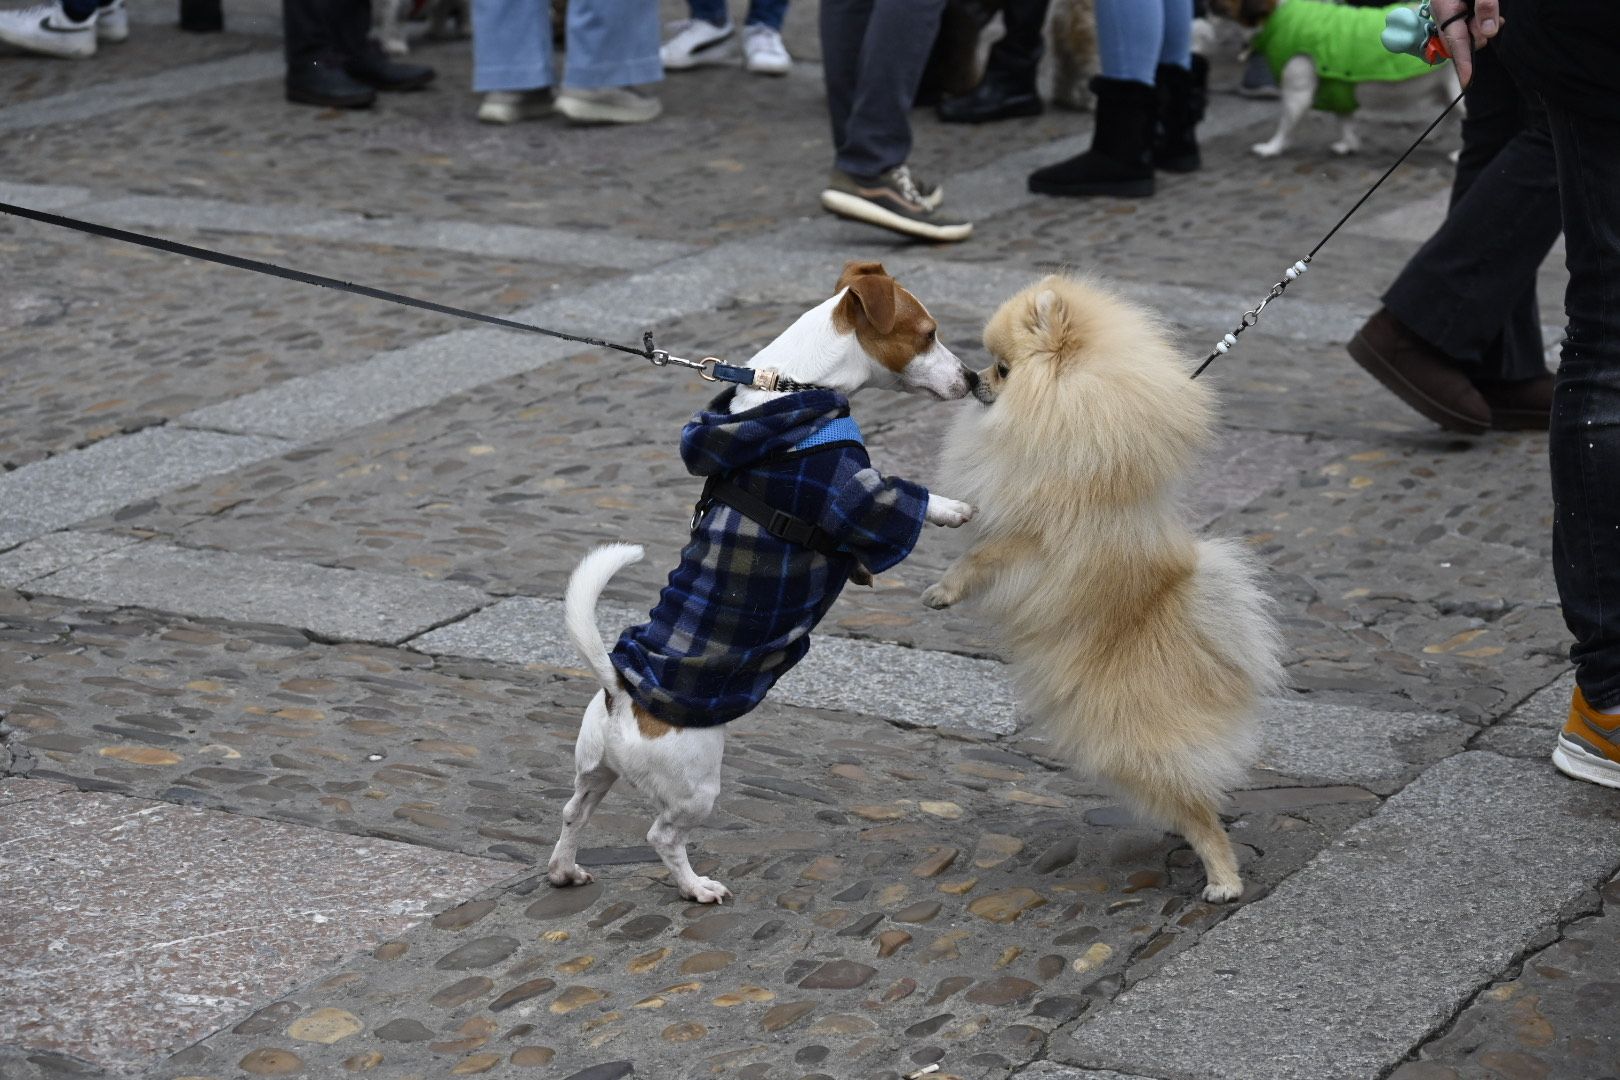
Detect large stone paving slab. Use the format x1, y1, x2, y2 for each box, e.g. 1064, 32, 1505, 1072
0, 429, 290, 550
27, 541, 490, 645
0, 778, 514, 1076
0, 218, 614, 464
1057, 752, 1620, 1080
1393, 873, 1620, 1080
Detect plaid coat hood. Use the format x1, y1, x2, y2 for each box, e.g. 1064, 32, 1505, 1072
610, 388, 929, 728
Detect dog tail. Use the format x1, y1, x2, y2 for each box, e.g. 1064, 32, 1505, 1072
565, 543, 644, 692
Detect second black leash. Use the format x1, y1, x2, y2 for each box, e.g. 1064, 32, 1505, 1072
1191, 87, 1468, 380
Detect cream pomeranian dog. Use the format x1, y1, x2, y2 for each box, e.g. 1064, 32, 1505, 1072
924, 276, 1282, 902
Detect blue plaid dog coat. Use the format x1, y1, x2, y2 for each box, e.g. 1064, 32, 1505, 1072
610, 388, 930, 728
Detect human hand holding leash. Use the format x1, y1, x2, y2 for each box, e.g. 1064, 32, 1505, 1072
1432, 0, 1503, 84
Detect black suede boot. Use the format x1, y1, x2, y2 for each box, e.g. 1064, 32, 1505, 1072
1153, 56, 1208, 173
1027, 77, 1156, 198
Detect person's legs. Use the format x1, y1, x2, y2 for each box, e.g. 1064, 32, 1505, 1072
744, 0, 786, 29
689, 0, 728, 24
284, 0, 339, 65
819, 0, 868, 158
1094, 0, 1162, 85
984, 0, 1053, 82
1382, 52, 1561, 379
472, 0, 555, 91
559, 0, 660, 90
1156, 0, 1191, 69
1544, 103, 1620, 716
828, 0, 947, 179
1028, 0, 1160, 197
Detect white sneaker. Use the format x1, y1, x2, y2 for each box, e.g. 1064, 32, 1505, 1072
660, 17, 735, 70
555, 86, 662, 125
478, 89, 553, 124
741, 24, 790, 75
94, 0, 126, 42
0, 1, 97, 58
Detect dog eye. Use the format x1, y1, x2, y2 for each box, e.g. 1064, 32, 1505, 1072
996, 361, 1010, 377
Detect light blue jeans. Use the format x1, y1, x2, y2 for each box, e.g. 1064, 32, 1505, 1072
1095, 0, 1192, 85
689, 0, 789, 30
472, 0, 661, 92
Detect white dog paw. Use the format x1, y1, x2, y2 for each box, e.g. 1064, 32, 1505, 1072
1250, 140, 1284, 158
547, 864, 593, 888
921, 583, 958, 610
683, 877, 732, 904
1202, 880, 1244, 903
926, 496, 976, 528
1330, 139, 1360, 157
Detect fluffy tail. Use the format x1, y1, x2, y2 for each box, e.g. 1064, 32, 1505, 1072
564, 543, 644, 691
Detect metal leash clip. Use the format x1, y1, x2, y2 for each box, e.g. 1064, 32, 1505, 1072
650, 349, 728, 380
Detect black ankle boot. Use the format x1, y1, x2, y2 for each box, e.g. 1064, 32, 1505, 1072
1153, 55, 1208, 173
937, 71, 1043, 123
1027, 76, 1156, 198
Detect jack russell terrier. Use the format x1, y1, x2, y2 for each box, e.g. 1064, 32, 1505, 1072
549, 261, 979, 903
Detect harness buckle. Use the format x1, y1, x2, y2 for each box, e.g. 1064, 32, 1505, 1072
752, 368, 781, 392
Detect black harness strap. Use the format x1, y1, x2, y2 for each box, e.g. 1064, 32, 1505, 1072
696, 476, 848, 562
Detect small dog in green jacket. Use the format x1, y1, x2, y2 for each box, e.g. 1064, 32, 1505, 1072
1212, 0, 1460, 158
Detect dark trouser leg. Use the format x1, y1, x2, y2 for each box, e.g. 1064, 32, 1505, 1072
1545, 102, 1620, 709
1382, 50, 1561, 378
984, 0, 1054, 83
822, 0, 947, 179
283, 0, 371, 65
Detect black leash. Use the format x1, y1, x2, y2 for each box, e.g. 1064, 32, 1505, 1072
0, 199, 823, 393
1191, 87, 1468, 379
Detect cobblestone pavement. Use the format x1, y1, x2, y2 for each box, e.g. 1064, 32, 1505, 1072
3, 3, 1618, 1079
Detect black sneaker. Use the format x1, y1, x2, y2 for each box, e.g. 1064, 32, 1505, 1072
820, 165, 972, 243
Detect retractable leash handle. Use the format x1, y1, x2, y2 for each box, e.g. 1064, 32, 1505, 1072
1383, 1, 1455, 65
1192, 1, 1462, 380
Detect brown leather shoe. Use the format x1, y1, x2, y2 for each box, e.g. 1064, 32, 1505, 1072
1347, 309, 1490, 435
1476, 373, 1553, 431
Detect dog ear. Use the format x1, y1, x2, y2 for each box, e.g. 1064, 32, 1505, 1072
1029, 286, 1082, 356
836, 260, 890, 292
838, 273, 899, 334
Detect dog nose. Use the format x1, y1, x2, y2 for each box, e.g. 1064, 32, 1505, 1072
963, 368, 980, 391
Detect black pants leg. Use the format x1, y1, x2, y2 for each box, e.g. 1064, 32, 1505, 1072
821, 0, 948, 180
284, 0, 372, 66
1381, 49, 1562, 378
1543, 101, 1620, 709
984, 0, 1054, 84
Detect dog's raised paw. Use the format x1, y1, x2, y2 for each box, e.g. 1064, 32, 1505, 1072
925, 496, 976, 528
547, 864, 594, 888
921, 583, 958, 610
684, 877, 732, 904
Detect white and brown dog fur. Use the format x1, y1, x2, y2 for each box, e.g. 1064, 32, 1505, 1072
1210, 0, 1461, 158
927, 275, 1283, 902
549, 263, 978, 904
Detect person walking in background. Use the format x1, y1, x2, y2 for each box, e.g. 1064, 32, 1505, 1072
936, 0, 1051, 123
660, 0, 792, 75
473, 0, 661, 124
1027, 0, 1206, 198
1346, 46, 1559, 436
818, 0, 971, 242
283, 0, 436, 107
1429, 0, 1620, 788
0, 0, 126, 58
